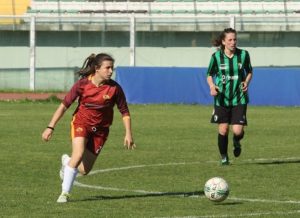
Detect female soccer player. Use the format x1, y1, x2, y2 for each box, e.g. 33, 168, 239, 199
42, 53, 136, 203
206, 28, 253, 165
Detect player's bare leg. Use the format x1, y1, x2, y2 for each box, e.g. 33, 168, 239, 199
77, 149, 97, 175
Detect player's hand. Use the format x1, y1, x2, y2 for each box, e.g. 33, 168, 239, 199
241, 82, 248, 92
124, 135, 136, 150
210, 85, 219, 96
42, 128, 53, 142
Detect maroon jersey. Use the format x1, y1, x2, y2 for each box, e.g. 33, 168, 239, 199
63, 75, 130, 128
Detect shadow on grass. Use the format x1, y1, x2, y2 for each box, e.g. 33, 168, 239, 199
245, 159, 300, 165
76, 190, 204, 202
257, 159, 300, 165
213, 201, 243, 206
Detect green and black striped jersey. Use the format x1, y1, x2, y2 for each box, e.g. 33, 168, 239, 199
207, 48, 252, 107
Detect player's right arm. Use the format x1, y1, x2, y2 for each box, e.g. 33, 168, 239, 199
42, 79, 82, 142
207, 76, 219, 96
206, 54, 219, 96
42, 103, 68, 142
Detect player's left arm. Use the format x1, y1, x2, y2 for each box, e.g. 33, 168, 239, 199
241, 71, 252, 92
122, 116, 136, 150
241, 51, 253, 92
115, 85, 136, 150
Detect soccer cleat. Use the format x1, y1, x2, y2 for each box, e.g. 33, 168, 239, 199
233, 139, 242, 157
59, 154, 69, 180
57, 192, 70, 203
220, 155, 229, 166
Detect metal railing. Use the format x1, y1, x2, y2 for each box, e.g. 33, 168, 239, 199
1, 14, 300, 90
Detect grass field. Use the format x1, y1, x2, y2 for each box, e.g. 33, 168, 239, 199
0, 101, 299, 217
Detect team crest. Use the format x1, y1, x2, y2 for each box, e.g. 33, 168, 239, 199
76, 127, 83, 132
238, 63, 242, 69
103, 95, 110, 100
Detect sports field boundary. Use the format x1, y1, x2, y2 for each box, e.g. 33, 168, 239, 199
0, 92, 66, 101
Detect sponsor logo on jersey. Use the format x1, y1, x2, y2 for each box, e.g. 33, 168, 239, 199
222, 75, 239, 84
220, 64, 227, 70
226, 75, 238, 80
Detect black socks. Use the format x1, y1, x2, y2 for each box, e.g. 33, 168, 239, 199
233, 131, 244, 142
218, 133, 228, 156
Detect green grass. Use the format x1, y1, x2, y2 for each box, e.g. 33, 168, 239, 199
0, 102, 299, 217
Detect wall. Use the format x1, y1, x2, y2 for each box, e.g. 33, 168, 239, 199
1, 46, 299, 69
116, 66, 300, 106
1, 46, 299, 90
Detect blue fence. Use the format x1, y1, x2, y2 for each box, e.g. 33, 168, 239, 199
115, 67, 300, 106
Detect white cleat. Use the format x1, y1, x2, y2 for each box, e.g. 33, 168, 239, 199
57, 192, 70, 203
59, 154, 70, 180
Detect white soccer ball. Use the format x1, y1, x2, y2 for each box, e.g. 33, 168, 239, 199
204, 177, 229, 202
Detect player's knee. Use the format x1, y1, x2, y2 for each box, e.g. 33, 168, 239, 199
219, 128, 229, 136
233, 129, 244, 137
218, 124, 229, 135
78, 167, 92, 176
79, 170, 89, 176
81, 171, 88, 176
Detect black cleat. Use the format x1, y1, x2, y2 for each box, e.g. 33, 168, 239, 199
220, 155, 230, 166
233, 139, 242, 157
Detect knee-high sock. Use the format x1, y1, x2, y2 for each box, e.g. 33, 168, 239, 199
218, 133, 228, 156
63, 156, 71, 167
62, 165, 78, 194
233, 131, 244, 142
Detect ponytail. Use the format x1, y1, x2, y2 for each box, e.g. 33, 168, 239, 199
76, 53, 114, 78
76, 53, 96, 78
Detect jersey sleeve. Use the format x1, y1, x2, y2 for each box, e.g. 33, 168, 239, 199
244, 51, 253, 74
115, 84, 130, 117
62, 80, 82, 108
207, 54, 218, 77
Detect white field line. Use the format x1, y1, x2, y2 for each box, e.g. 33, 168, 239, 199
228, 197, 300, 204
74, 181, 164, 195
74, 157, 300, 205
75, 180, 300, 205
86, 156, 300, 175
87, 161, 214, 175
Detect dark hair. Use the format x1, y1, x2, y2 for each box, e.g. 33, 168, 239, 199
212, 28, 237, 50
77, 53, 115, 78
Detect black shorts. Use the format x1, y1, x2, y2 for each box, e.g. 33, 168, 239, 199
210, 104, 248, 125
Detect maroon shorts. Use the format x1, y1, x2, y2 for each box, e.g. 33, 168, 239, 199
71, 123, 109, 155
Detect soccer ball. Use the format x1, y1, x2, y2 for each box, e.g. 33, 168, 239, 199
204, 177, 229, 202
